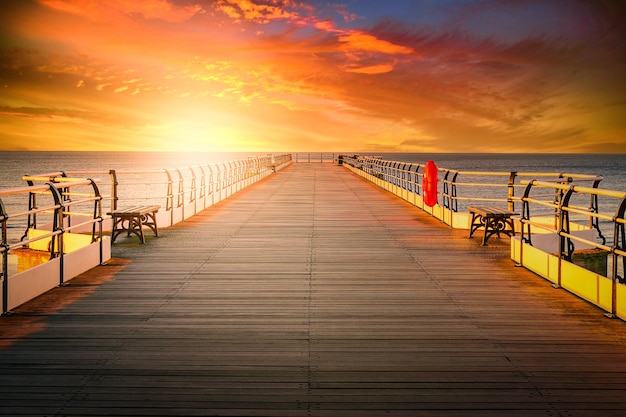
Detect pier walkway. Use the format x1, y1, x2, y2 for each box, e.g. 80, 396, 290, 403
2, 163, 626, 416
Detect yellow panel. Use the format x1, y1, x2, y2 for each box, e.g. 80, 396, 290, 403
452, 212, 471, 230
28, 229, 52, 252
617, 284, 626, 320
561, 261, 599, 304
407, 192, 416, 206
512, 233, 617, 316
546, 256, 560, 285
432, 205, 444, 221
441, 208, 451, 227
511, 238, 521, 263
521, 243, 551, 280
63, 233, 92, 253
598, 275, 613, 312
28, 229, 92, 254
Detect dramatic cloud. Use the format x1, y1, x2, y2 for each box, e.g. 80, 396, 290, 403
0, 0, 624, 152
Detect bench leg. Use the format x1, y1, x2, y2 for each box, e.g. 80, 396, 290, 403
482, 217, 495, 246
136, 216, 146, 244
142, 212, 159, 238
483, 217, 515, 246
110, 217, 122, 244
468, 213, 484, 239
110, 216, 146, 244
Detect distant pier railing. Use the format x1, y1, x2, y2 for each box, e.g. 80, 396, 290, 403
0, 153, 291, 314
341, 155, 626, 320
292, 152, 339, 163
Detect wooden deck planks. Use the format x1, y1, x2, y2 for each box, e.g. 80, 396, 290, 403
0, 162, 626, 416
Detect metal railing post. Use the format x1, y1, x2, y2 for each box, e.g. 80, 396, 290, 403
507, 171, 517, 212
556, 186, 576, 288
86, 178, 102, 243
610, 198, 626, 317
109, 169, 118, 211
45, 183, 65, 285
520, 181, 534, 245
165, 170, 175, 225
1, 198, 8, 315
198, 166, 207, 210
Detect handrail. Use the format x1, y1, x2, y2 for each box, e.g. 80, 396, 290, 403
292, 152, 338, 163
517, 179, 626, 316
52, 154, 292, 224
1, 182, 64, 313
17, 155, 292, 228
0, 153, 292, 314
341, 154, 626, 319
344, 155, 605, 215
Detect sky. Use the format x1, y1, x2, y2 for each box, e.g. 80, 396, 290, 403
1, 0, 625, 153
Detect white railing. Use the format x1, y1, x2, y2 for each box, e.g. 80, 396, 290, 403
292, 152, 339, 163
0, 178, 108, 314
18, 154, 292, 231
0, 154, 292, 314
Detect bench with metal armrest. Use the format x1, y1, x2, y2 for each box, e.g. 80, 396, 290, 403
107, 205, 160, 244
467, 205, 516, 246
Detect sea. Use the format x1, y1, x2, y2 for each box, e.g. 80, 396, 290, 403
1, 151, 625, 244
1, 151, 624, 189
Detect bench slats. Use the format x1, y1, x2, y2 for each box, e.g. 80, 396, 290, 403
468, 205, 515, 217
109, 205, 161, 217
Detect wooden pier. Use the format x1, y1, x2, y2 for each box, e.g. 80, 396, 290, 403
1, 162, 626, 416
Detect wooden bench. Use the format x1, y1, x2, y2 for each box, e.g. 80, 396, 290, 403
467, 205, 516, 246
107, 205, 160, 244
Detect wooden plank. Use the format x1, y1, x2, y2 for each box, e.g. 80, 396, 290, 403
0, 162, 625, 416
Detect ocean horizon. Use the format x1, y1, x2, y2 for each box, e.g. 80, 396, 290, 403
1, 150, 624, 244
2, 151, 625, 190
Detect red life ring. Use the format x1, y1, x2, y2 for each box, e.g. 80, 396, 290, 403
423, 160, 438, 207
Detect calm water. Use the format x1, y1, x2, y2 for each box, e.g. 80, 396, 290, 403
0, 151, 269, 189
2, 151, 624, 189
374, 153, 626, 192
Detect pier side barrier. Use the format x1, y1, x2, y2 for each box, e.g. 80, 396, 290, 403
0, 179, 110, 314
341, 155, 626, 321
0, 154, 291, 314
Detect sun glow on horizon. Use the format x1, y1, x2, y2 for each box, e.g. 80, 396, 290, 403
0, 1, 625, 153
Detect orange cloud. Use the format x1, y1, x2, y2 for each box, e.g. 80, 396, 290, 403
215, 0, 296, 24
38, 0, 201, 23
337, 31, 414, 55
340, 62, 395, 75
